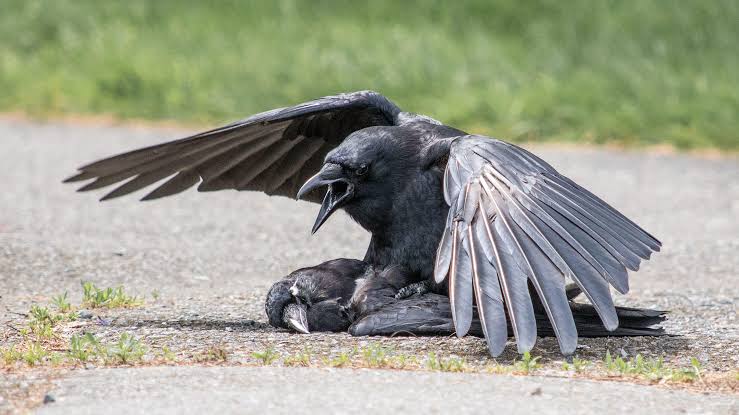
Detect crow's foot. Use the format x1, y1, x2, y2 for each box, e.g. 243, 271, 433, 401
395, 280, 432, 299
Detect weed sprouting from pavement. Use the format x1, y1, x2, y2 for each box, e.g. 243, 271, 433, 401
160, 346, 176, 362
283, 349, 313, 367
195, 346, 229, 363
602, 351, 703, 383
109, 333, 146, 364
68, 334, 94, 362
562, 357, 591, 373
27, 305, 63, 339
361, 343, 393, 368
252, 347, 279, 365
325, 352, 351, 368
425, 352, 467, 372
514, 352, 542, 374
22, 342, 48, 366
51, 291, 72, 313
81, 281, 141, 308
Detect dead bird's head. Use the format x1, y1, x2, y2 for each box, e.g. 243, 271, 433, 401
264, 259, 370, 333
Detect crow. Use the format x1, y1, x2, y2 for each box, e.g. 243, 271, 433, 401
265, 258, 370, 333
265, 260, 666, 338
65, 90, 661, 356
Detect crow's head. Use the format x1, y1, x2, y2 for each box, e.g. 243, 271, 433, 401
265, 277, 352, 334
297, 127, 419, 233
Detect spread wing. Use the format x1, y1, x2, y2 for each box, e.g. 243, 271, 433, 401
434, 135, 661, 356
64, 91, 401, 202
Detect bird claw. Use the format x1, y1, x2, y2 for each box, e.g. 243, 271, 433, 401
394, 280, 431, 300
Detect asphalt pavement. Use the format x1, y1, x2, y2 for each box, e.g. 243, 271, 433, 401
0, 119, 737, 414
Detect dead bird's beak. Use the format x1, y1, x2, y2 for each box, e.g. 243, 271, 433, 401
283, 303, 310, 334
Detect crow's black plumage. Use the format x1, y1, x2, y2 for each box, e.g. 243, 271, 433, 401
264, 261, 666, 338
264, 258, 369, 333
66, 91, 662, 356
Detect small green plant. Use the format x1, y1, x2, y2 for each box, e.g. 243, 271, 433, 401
151, 290, 160, 300
68, 334, 92, 362
108, 333, 146, 364
195, 346, 229, 363
325, 352, 352, 368
1, 345, 23, 365
1, 343, 49, 366
392, 353, 416, 369
602, 351, 703, 383
27, 305, 62, 339
67, 333, 107, 363
668, 358, 703, 383
283, 351, 312, 367
487, 362, 514, 374
361, 343, 392, 368
514, 352, 541, 374
562, 357, 590, 373
604, 351, 660, 377
23, 342, 49, 366
81, 281, 141, 308
160, 346, 176, 362
51, 292, 72, 313
426, 352, 467, 372
252, 347, 279, 365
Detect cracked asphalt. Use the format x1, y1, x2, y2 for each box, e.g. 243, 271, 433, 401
0, 119, 737, 414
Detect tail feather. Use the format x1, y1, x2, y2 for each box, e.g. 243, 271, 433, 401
536, 302, 667, 337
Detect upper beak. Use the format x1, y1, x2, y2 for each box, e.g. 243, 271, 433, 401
283, 303, 310, 334
297, 163, 354, 234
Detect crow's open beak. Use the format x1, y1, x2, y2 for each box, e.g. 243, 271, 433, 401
283, 303, 310, 334
297, 163, 354, 234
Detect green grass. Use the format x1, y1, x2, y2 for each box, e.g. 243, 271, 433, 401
603, 351, 703, 382
251, 347, 279, 365
81, 281, 141, 309
195, 345, 230, 363
0, 0, 736, 150
425, 352, 468, 372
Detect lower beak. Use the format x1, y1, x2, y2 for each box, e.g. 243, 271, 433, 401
297, 164, 354, 234
284, 303, 310, 334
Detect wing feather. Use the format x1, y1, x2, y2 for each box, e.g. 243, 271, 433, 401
437, 135, 660, 355
470, 214, 508, 356
66, 91, 402, 202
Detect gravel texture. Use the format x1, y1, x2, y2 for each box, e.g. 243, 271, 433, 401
1, 119, 737, 413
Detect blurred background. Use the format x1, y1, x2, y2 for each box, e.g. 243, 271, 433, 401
1, 0, 736, 150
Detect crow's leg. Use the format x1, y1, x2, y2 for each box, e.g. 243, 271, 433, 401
394, 279, 433, 299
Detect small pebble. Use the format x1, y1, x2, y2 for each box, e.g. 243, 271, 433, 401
43, 394, 55, 404
78, 310, 93, 319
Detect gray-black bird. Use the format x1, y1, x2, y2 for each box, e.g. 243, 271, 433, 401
65, 91, 661, 356
265, 261, 666, 338
265, 258, 369, 333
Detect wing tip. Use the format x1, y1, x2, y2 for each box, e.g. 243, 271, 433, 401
63, 171, 91, 183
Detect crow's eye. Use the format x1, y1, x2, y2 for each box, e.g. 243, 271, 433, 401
356, 164, 369, 176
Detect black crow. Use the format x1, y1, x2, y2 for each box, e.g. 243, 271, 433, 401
66, 91, 661, 356
265, 258, 370, 333
265, 261, 666, 338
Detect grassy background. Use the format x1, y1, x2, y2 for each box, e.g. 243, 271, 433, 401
0, 0, 736, 150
